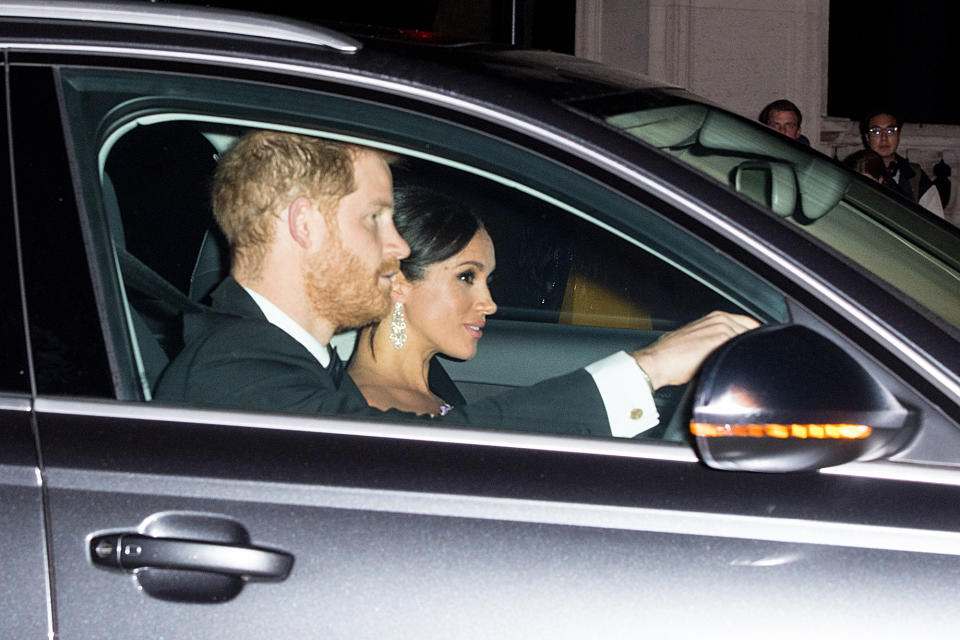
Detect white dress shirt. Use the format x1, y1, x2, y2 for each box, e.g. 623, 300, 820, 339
586, 351, 660, 437
244, 287, 330, 367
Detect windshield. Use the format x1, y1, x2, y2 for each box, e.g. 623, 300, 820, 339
568, 93, 960, 331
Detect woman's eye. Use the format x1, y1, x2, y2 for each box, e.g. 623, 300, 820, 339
457, 270, 476, 284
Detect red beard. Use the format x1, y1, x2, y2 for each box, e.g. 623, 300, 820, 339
304, 233, 398, 332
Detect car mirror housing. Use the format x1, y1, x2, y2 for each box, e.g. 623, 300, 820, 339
732, 160, 798, 217
690, 325, 916, 472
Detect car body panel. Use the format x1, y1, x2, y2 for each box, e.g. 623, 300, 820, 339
0, 399, 48, 638
35, 398, 960, 637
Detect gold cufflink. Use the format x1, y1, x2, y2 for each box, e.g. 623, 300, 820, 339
630, 409, 644, 420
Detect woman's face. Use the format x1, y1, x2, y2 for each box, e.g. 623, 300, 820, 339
398, 229, 497, 360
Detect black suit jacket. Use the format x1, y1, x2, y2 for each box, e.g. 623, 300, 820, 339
888, 154, 934, 203
155, 277, 611, 436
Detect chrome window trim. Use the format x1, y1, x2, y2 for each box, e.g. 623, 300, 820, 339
0, 395, 31, 412
49, 464, 960, 556
0, 464, 40, 485
5, 40, 957, 403
822, 459, 960, 486
34, 396, 700, 464
0, 1, 361, 51
32, 396, 960, 489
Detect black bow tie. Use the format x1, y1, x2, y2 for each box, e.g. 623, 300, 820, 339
327, 345, 345, 386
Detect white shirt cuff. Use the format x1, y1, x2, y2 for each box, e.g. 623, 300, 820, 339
585, 351, 660, 438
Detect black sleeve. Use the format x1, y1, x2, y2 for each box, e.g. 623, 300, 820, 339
156, 313, 610, 436
439, 368, 611, 436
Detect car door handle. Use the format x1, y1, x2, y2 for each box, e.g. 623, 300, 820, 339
90, 533, 293, 580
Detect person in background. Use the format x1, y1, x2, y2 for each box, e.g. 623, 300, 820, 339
758, 99, 811, 146
860, 108, 944, 217
843, 149, 892, 185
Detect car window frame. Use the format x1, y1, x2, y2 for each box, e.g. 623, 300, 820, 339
49, 58, 960, 465
58, 66, 791, 426
0, 61, 30, 395
10, 64, 117, 400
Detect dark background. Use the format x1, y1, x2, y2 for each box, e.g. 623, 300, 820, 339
170, 0, 954, 125
829, 1, 959, 125
174, 0, 576, 52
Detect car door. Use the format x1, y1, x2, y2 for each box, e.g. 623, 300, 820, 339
0, 66, 49, 639
14, 53, 960, 640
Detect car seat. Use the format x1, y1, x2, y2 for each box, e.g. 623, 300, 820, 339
103, 121, 220, 396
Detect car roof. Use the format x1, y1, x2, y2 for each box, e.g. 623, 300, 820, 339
0, 0, 674, 105
0, 0, 362, 50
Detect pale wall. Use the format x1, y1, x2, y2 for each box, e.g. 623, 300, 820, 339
575, 0, 959, 224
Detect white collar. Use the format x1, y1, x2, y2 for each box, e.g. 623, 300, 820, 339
242, 287, 330, 367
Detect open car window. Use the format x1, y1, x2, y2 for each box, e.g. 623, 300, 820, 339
58, 66, 787, 437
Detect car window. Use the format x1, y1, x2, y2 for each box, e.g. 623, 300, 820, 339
392, 159, 746, 332
10, 66, 114, 398
59, 66, 788, 432
0, 231, 27, 393
567, 94, 960, 331
0, 71, 30, 395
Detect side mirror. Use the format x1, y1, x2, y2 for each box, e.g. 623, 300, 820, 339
691, 325, 916, 472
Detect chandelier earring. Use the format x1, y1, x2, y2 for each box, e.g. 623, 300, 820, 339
389, 301, 408, 350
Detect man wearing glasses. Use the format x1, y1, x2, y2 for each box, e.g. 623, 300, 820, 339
860, 109, 943, 216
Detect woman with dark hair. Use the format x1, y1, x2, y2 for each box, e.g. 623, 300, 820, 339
844, 149, 892, 185
348, 186, 497, 415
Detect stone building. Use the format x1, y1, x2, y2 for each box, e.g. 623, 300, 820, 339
573, 0, 959, 224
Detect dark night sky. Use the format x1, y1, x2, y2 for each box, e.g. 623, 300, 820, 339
829, 1, 960, 125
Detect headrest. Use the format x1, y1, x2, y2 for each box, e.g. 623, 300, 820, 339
105, 121, 219, 292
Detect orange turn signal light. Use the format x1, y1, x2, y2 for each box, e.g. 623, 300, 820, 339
690, 422, 872, 440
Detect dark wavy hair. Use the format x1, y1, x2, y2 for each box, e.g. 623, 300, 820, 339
360, 186, 485, 358
393, 185, 485, 282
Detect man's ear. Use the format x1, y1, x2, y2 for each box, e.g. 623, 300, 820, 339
286, 196, 317, 249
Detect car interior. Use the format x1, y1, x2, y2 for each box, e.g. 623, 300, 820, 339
94, 116, 762, 433
42, 62, 954, 462
54, 62, 802, 439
